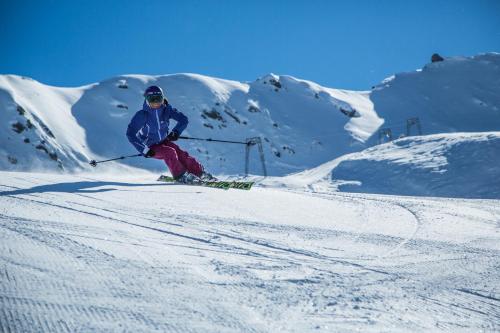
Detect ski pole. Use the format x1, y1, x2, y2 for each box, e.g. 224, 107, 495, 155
179, 136, 249, 145
89, 153, 142, 167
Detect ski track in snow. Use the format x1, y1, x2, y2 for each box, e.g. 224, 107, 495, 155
0, 172, 499, 332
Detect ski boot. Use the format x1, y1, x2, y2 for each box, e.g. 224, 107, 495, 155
175, 172, 199, 184
200, 171, 217, 181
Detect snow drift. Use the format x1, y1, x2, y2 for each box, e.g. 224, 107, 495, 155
289, 132, 500, 199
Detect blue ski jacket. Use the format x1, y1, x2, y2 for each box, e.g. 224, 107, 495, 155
126, 100, 188, 154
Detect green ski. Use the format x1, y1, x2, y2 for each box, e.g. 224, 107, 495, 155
157, 175, 254, 190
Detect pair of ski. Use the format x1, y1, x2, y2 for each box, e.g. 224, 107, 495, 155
157, 175, 254, 190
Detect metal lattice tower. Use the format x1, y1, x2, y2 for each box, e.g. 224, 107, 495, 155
378, 128, 393, 144
245, 137, 267, 177
406, 117, 422, 136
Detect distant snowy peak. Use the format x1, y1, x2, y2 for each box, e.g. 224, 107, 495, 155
374, 53, 500, 89
371, 52, 500, 137
248, 73, 382, 142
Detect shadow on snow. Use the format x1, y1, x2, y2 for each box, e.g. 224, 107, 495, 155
0, 181, 169, 196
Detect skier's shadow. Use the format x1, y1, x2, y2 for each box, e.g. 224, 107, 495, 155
0, 181, 168, 196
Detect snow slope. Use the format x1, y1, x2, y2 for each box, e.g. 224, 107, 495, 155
267, 132, 500, 199
0, 76, 89, 171
1, 53, 499, 176
1, 171, 499, 332
371, 53, 500, 138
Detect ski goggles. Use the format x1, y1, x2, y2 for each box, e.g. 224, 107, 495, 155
145, 94, 163, 104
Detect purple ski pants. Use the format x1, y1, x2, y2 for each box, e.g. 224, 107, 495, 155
150, 141, 203, 178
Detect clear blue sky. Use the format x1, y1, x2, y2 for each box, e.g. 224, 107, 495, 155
1, 0, 499, 90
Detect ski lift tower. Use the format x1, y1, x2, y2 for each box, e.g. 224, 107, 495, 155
406, 117, 422, 136
245, 137, 267, 177
378, 128, 393, 144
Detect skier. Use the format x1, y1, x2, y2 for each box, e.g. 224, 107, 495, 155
126, 85, 214, 183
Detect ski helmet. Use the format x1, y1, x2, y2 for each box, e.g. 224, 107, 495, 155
144, 85, 164, 106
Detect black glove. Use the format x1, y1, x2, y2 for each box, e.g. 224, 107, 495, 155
144, 149, 155, 158
167, 130, 179, 141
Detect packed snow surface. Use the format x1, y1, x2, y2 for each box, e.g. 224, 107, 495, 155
1, 171, 499, 332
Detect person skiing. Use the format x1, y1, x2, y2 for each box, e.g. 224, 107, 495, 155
126, 85, 214, 183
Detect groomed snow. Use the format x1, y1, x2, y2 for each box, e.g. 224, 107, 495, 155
1, 171, 499, 332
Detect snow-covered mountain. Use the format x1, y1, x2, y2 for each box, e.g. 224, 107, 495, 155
371, 53, 500, 135
0, 73, 380, 175
1, 53, 499, 176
